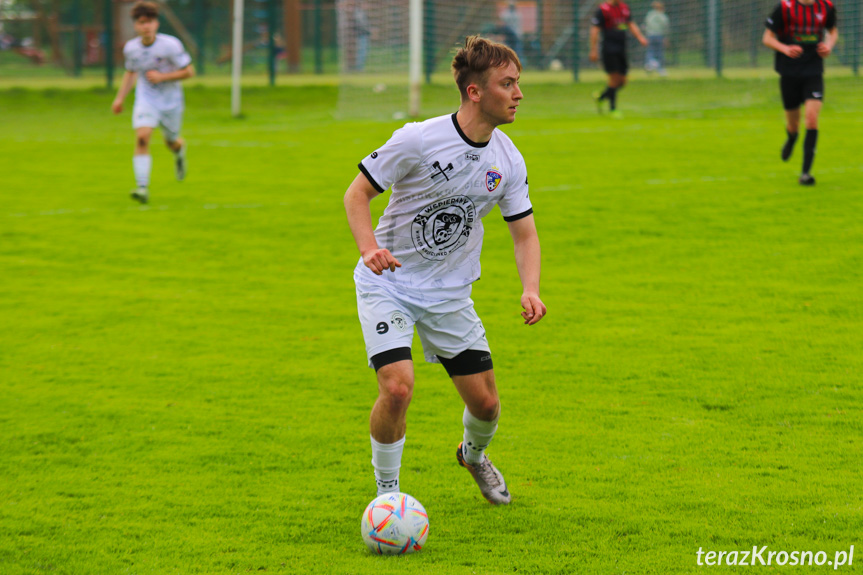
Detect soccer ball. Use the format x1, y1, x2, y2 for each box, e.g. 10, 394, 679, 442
361, 492, 429, 555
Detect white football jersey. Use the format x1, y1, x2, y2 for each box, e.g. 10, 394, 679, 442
123, 34, 192, 111
355, 113, 533, 301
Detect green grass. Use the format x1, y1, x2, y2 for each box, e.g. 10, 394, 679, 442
1, 76, 862, 574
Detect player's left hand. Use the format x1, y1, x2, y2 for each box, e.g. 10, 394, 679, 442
520, 293, 547, 326
145, 70, 165, 84
816, 43, 832, 58
639, 37, 648, 47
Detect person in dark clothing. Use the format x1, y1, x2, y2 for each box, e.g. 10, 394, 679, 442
589, 0, 648, 118
763, 0, 838, 186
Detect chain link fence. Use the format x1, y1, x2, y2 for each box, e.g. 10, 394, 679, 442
0, 0, 859, 83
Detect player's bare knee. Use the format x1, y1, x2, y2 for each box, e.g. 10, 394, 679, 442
137, 136, 148, 148
379, 378, 413, 406
474, 398, 500, 421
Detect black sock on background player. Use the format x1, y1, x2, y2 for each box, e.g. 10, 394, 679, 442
782, 130, 798, 162
802, 129, 818, 175
607, 87, 618, 110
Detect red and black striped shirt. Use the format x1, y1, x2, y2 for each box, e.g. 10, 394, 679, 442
592, 2, 632, 54
766, 0, 837, 76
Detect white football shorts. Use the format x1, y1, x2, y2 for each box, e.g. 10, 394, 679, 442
355, 278, 490, 368
132, 101, 183, 142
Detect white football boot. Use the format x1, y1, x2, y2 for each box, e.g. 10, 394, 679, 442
457, 442, 511, 505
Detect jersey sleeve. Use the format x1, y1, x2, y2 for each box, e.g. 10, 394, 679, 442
825, 5, 837, 29
123, 42, 135, 71
499, 157, 532, 222
169, 37, 193, 68
591, 8, 604, 27
765, 4, 783, 33
358, 123, 423, 193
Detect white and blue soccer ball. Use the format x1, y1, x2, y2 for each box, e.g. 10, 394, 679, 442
361, 492, 429, 555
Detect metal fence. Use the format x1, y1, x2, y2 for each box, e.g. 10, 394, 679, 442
0, 0, 859, 85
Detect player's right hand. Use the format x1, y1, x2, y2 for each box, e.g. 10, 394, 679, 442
362, 248, 401, 275
785, 45, 803, 58
111, 100, 123, 114
589, 50, 599, 62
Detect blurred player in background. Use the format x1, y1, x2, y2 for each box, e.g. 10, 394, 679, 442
344, 36, 546, 506
763, 0, 837, 186
111, 1, 194, 204
643, 1, 670, 76
589, 0, 648, 119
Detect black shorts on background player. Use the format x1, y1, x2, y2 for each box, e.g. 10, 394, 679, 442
780, 75, 824, 110
602, 52, 629, 75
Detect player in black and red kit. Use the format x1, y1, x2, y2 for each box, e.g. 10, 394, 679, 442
589, 0, 648, 118
764, 0, 838, 186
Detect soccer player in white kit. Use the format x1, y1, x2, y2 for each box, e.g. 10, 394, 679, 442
344, 36, 547, 505
111, 1, 194, 204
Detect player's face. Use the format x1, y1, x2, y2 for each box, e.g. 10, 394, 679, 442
479, 61, 523, 126
134, 17, 159, 43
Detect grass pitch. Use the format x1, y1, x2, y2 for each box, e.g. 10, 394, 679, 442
1, 75, 862, 574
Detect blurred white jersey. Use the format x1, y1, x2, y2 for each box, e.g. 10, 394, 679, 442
123, 34, 192, 111
355, 113, 533, 301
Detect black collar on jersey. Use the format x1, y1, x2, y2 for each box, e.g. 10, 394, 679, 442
451, 112, 490, 148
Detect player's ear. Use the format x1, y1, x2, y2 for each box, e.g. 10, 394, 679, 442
466, 83, 482, 103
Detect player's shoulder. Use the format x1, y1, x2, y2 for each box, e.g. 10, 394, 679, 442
123, 37, 142, 52
156, 33, 185, 49
405, 113, 452, 142
820, 0, 835, 10
415, 113, 452, 132
491, 129, 525, 164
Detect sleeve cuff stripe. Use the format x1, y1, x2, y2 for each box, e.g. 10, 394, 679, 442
358, 162, 385, 193
503, 208, 533, 222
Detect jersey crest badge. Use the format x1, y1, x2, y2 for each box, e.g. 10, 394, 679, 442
486, 168, 502, 192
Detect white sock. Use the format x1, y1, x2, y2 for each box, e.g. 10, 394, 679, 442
371, 435, 404, 495
133, 154, 152, 188
462, 407, 499, 465
175, 143, 185, 158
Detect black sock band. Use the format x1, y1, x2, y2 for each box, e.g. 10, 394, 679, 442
802, 129, 818, 175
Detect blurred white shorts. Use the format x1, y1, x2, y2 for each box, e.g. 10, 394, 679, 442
132, 101, 183, 142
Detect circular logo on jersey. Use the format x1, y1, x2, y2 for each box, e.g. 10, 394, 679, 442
390, 312, 409, 332
411, 196, 476, 261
